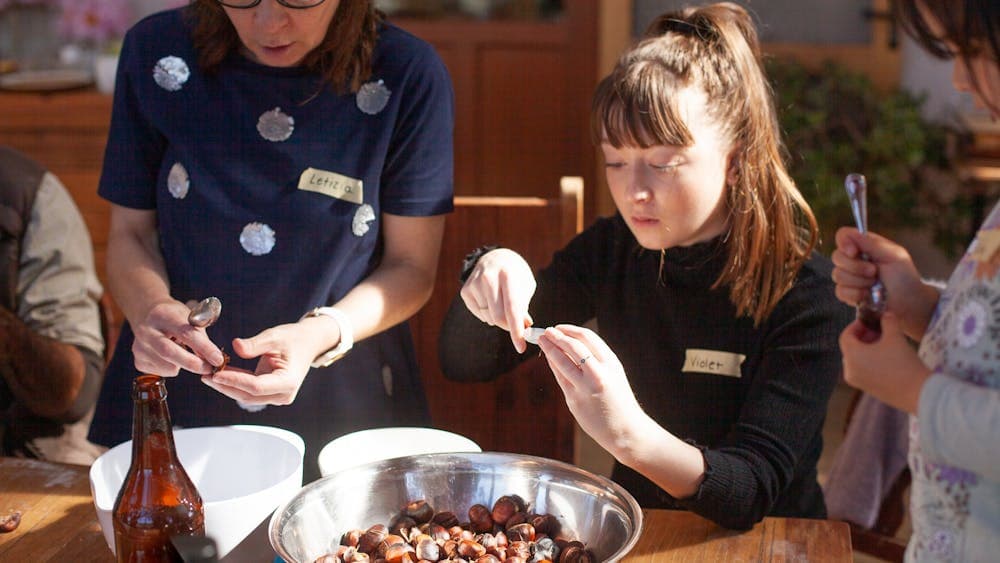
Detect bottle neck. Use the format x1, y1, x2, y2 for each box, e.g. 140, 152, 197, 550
130, 376, 180, 467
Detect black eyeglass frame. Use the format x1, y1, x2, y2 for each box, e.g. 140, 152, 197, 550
216, 0, 327, 9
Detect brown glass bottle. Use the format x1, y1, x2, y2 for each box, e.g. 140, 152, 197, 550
112, 375, 205, 562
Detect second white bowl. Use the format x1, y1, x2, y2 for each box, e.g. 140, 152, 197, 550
317, 426, 481, 477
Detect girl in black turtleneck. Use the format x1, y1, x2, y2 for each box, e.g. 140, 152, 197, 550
439, 2, 853, 531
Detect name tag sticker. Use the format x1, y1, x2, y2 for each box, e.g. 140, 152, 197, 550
682, 349, 745, 378
298, 167, 363, 205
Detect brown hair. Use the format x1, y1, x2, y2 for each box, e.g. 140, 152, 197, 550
186, 0, 383, 93
895, 0, 1000, 115
591, 2, 818, 326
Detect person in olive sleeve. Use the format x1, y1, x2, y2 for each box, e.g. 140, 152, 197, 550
0, 145, 106, 464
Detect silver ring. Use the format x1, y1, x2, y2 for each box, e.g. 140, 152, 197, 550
578, 354, 593, 366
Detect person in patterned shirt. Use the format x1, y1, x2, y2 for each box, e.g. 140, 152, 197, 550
832, 1, 999, 560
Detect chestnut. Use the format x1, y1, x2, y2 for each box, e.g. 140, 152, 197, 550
402, 499, 435, 524
358, 523, 388, 554
383, 542, 417, 563
531, 537, 559, 563
329, 545, 355, 561
442, 538, 459, 558
389, 515, 418, 536
531, 514, 560, 538
478, 532, 499, 551
505, 511, 530, 528
507, 540, 531, 559
506, 523, 535, 543
376, 534, 407, 559
491, 496, 521, 526
432, 510, 460, 528
468, 504, 494, 533
426, 522, 451, 543
340, 528, 363, 548
457, 538, 487, 559
414, 536, 440, 561
558, 545, 584, 563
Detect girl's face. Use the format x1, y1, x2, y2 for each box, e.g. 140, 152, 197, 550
601, 87, 735, 250
917, 1, 1000, 117
223, 0, 340, 67
952, 54, 1000, 117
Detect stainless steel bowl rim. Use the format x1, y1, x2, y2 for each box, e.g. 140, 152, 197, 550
269, 451, 643, 562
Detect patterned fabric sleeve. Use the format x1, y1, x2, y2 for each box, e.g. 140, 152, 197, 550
918, 374, 1000, 482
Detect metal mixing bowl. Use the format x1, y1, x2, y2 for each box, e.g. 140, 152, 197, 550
269, 451, 643, 562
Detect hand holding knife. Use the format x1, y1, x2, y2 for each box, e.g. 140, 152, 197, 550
844, 173, 887, 333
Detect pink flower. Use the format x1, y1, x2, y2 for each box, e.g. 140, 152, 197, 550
56, 0, 132, 44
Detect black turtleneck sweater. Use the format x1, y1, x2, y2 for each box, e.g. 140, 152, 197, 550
439, 214, 854, 530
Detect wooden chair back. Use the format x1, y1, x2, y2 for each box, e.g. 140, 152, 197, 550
410, 177, 585, 462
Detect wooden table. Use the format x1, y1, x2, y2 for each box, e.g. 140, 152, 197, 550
620, 510, 852, 562
0, 457, 852, 562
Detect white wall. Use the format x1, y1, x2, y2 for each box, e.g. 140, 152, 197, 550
899, 34, 977, 126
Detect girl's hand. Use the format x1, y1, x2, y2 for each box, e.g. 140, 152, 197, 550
839, 312, 932, 414
131, 299, 224, 376
460, 248, 536, 353
536, 324, 646, 458
832, 227, 940, 340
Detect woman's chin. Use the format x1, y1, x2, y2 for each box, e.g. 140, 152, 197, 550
249, 46, 304, 68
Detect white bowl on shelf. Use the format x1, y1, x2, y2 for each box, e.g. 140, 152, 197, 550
89, 425, 304, 559
317, 426, 481, 477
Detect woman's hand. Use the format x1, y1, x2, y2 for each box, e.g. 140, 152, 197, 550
460, 248, 536, 353
839, 313, 932, 414
200, 319, 322, 406
131, 299, 225, 376
831, 227, 940, 340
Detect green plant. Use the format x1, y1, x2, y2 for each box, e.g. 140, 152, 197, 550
767, 58, 972, 256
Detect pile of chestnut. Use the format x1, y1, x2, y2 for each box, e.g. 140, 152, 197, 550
315, 494, 597, 563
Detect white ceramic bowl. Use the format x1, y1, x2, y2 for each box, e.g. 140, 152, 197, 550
89, 425, 304, 559
317, 427, 481, 477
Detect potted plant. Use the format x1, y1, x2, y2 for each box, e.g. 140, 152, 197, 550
766, 58, 973, 258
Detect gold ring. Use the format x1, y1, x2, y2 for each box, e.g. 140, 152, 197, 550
578, 354, 593, 366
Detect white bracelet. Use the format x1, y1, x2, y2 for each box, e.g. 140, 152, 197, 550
299, 306, 354, 368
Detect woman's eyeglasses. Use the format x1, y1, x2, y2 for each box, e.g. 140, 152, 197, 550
216, 0, 327, 9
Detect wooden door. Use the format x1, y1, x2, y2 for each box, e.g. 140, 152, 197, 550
390, 1, 610, 222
